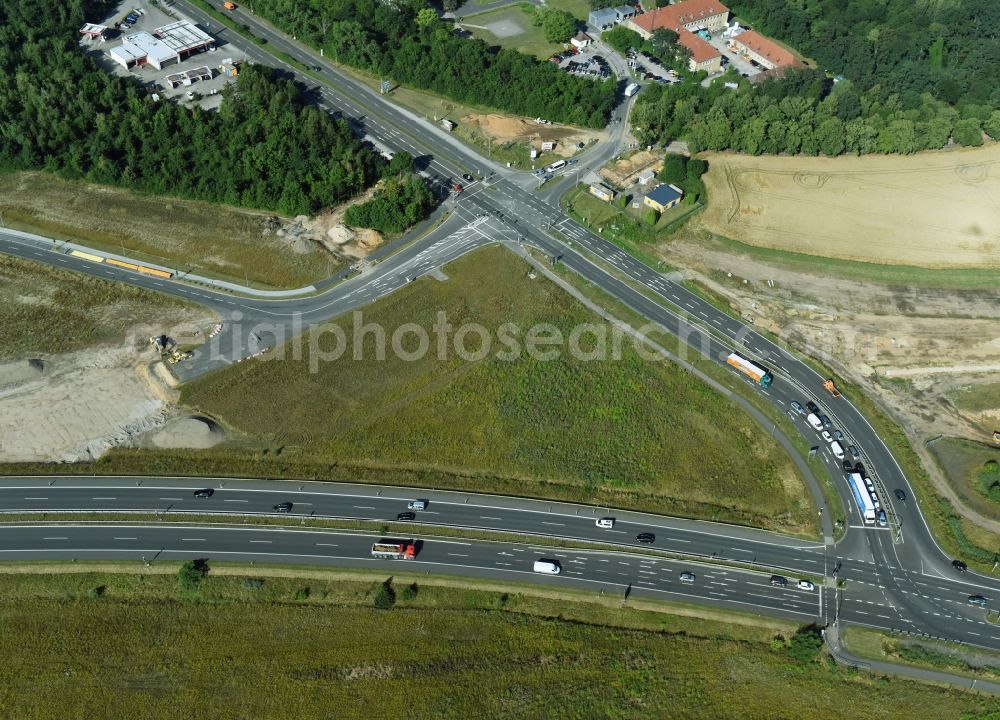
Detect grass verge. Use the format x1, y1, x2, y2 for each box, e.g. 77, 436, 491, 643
844, 626, 1000, 683
459, 6, 562, 60
0, 568, 995, 718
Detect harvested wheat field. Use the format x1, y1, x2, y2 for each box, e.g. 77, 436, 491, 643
701, 145, 1000, 268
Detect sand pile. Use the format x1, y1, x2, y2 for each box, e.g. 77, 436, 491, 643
150, 416, 225, 449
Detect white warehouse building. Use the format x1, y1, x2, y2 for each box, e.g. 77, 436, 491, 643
110, 20, 213, 70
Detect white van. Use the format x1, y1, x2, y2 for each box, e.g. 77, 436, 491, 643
533, 559, 561, 574
407, 499, 427, 510
806, 413, 823, 431
596, 517, 615, 529
545, 160, 567, 173
830, 441, 845, 459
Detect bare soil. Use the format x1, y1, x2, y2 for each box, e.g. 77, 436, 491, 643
599, 149, 662, 187
464, 114, 603, 156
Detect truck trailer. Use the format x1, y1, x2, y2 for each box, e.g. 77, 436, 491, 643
624, 82, 640, 97
725, 353, 773, 388
371, 541, 417, 560
847, 473, 876, 524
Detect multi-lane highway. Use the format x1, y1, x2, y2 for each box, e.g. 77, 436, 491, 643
3, 0, 1000, 690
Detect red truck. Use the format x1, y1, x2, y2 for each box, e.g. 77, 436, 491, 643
371, 541, 416, 560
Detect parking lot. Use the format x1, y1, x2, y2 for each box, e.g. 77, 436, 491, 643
706, 31, 764, 79
78, 0, 242, 109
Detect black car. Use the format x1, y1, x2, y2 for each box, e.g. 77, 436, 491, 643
854, 462, 866, 475
273, 502, 293, 513
636, 532, 656, 544
953, 559, 968, 572
842, 460, 854, 472
396, 511, 416, 521
820, 415, 832, 429
193, 488, 214, 498
769, 575, 788, 587
806, 401, 819, 414
462, 173, 473, 182
894, 489, 906, 501
969, 594, 987, 606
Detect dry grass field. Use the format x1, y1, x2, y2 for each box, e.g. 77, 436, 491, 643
700, 144, 1000, 268
0, 570, 996, 720
0, 171, 336, 288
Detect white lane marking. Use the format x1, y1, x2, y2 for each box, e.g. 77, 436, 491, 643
43, 537, 68, 540
114, 537, 138, 540
182, 538, 205, 542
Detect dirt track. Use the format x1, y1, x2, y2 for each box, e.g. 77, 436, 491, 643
701, 145, 1000, 268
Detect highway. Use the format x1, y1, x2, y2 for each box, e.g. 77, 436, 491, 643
2, 0, 1000, 688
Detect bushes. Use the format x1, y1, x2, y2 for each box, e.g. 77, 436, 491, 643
344, 174, 435, 233
178, 559, 210, 591
373, 580, 396, 609
787, 624, 824, 664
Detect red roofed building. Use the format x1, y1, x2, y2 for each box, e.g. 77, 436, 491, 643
627, 0, 729, 73
730, 29, 801, 70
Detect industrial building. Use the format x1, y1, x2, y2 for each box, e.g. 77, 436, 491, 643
109, 20, 214, 70
587, 6, 637, 32
628, 0, 729, 74
644, 183, 684, 212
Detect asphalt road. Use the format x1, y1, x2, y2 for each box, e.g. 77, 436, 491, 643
1, 0, 999, 685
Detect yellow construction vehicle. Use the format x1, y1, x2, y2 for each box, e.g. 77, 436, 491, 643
823, 379, 841, 397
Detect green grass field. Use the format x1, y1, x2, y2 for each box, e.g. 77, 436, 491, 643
0, 569, 997, 719
179, 246, 813, 532
462, 6, 562, 60
0, 254, 199, 360
545, 0, 591, 20
0, 171, 337, 289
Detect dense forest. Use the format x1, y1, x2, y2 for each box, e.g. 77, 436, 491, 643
251, 0, 617, 127
727, 0, 1000, 108
633, 68, 1000, 156
0, 0, 383, 215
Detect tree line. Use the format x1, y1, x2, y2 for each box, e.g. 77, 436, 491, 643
251, 0, 616, 127
0, 0, 385, 215
632, 68, 1000, 156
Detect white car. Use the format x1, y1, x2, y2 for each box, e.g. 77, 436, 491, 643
407, 500, 427, 510
679, 572, 696, 583
596, 517, 615, 529
821, 430, 833, 443
533, 560, 561, 574
798, 580, 815, 591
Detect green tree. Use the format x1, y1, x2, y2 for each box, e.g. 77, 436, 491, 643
416, 7, 438, 29
602, 26, 642, 54
660, 152, 687, 183
816, 116, 846, 156
985, 111, 1000, 140
374, 580, 396, 609
787, 624, 824, 664
540, 9, 578, 44
650, 28, 680, 58
644, 208, 659, 225
686, 157, 708, 179
953, 118, 984, 146
178, 559, 210, 591
401, 583, 418, 601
